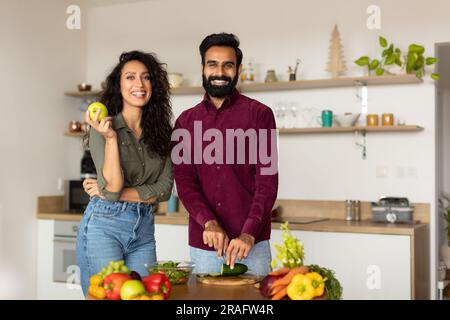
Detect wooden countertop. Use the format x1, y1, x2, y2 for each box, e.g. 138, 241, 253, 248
37, 196, 428, 236
37, 211, 426, 236
170, 276, 266, 300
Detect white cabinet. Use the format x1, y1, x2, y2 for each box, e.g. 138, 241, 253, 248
270, 230, 411, 299
36, 220, 84, 300
154, 224, 190, 261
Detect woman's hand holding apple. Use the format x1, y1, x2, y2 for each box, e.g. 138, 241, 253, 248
85, 110, 117, 141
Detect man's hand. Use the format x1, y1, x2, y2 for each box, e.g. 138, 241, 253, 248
203, 220, 229, 258
83, 178, 104, 199
225, 233, 255, 269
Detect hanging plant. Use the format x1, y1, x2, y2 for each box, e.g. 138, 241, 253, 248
355, 36, 440, 80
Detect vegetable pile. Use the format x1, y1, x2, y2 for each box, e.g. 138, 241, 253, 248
260, 222, 343, 300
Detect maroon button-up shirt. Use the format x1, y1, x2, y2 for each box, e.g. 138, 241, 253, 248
172, 89, 278, 251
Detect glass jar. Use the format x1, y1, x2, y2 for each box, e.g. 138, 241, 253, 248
265, 70, 278, 83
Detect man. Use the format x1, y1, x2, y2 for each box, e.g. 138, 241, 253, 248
172, 33, 278, 275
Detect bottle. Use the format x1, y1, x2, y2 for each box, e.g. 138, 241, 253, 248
345, 200, 354, 221
243, 62, 255, 83
167, 195, 178, 214
354, 200, 361, 221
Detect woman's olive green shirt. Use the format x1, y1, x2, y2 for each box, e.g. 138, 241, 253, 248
89, 113, 173, 203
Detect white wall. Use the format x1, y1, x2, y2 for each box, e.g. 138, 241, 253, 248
0, 0, 87, 299
84, 0, 449, 298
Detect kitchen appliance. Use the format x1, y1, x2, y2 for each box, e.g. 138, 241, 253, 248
81, 150, 96, 179
371, 197, 414, 223
64, 180, 90, 212
53, 221, 79, 283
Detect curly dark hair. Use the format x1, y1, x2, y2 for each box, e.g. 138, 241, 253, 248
85, 50, 173, 158
199, 33, 243, 66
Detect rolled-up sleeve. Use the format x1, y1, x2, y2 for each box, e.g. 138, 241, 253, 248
89, 129, 122, 201
134, 156, 173, 203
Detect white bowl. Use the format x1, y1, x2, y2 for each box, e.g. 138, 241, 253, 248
334, 113, 361, 127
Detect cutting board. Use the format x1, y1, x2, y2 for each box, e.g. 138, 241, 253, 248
196, 274, 262, 286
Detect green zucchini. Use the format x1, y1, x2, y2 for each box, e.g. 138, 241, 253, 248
221, 263, 248, 276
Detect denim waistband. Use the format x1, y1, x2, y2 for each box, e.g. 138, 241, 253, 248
90, 196, 154, 212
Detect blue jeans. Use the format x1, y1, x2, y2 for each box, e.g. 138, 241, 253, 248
190, 240, 272, 276
76, 197, 156, 296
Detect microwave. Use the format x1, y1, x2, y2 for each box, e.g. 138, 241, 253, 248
64, 180, 91, 212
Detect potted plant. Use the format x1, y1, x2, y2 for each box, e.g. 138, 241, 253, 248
355, 36, 440, 80
439, 193, 450, 246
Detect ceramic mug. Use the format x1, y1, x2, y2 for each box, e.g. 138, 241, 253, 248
366, 114, 379, 126
382, 113, 394, 126
316, 110, 333, 127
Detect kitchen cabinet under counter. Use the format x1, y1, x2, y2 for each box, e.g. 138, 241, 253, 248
36, 196, 430, 299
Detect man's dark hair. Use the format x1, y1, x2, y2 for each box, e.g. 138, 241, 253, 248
199, 33, 243, 66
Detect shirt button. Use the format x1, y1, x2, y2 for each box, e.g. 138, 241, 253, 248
216, 166, 220, 170
217, 202, 221, 207
138, 147, 142, 151
141, 163, 145, 167
136, 178, 140, 182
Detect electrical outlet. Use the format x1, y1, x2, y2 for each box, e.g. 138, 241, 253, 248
376, 166, 388, 178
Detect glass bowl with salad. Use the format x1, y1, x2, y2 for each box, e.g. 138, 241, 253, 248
147, 261, 195, 285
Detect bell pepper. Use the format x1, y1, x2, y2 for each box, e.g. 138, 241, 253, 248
88, 285, 106, 299
287, 274, 316, 300
88, 274, 106, 299
90, 274, 104, 287
142, 274, 172, 300
306, 272, 326, 297
103, 273, 132, 300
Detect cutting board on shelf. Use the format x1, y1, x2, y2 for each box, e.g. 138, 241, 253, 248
196, 274, 262, 286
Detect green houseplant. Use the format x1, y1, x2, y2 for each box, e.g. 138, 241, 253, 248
355, 36, 440, 80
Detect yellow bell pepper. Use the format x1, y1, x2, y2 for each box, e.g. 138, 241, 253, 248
150, 292, 165, 300
287, 274, 316, 300
88, 274, 106, 299
90, 274, 104, 286
306, 272, 326, 297
88, 285, 106, 299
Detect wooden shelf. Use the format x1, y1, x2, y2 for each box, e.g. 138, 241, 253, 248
64, 131, 85, 137
64, 90, 102, 98
279, 125, 424, 134
64, 75, 421, 97
170, 74, 422, 95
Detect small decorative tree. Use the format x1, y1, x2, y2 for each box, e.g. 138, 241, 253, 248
325, 24, 347, 78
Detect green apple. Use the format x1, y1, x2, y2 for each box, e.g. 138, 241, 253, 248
120, 280, 147, 300
87, 102, 108, 122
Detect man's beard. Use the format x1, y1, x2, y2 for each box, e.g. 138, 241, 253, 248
202, 73, 239, 98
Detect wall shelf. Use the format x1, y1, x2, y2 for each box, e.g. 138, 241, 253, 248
64, 90, 102, 98
64, 131, 85, 137
170, 74, 422, 95
279, 125, 424, 134
64, 75, 421, 97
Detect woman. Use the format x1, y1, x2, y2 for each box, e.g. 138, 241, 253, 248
76, 51, 173, 296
